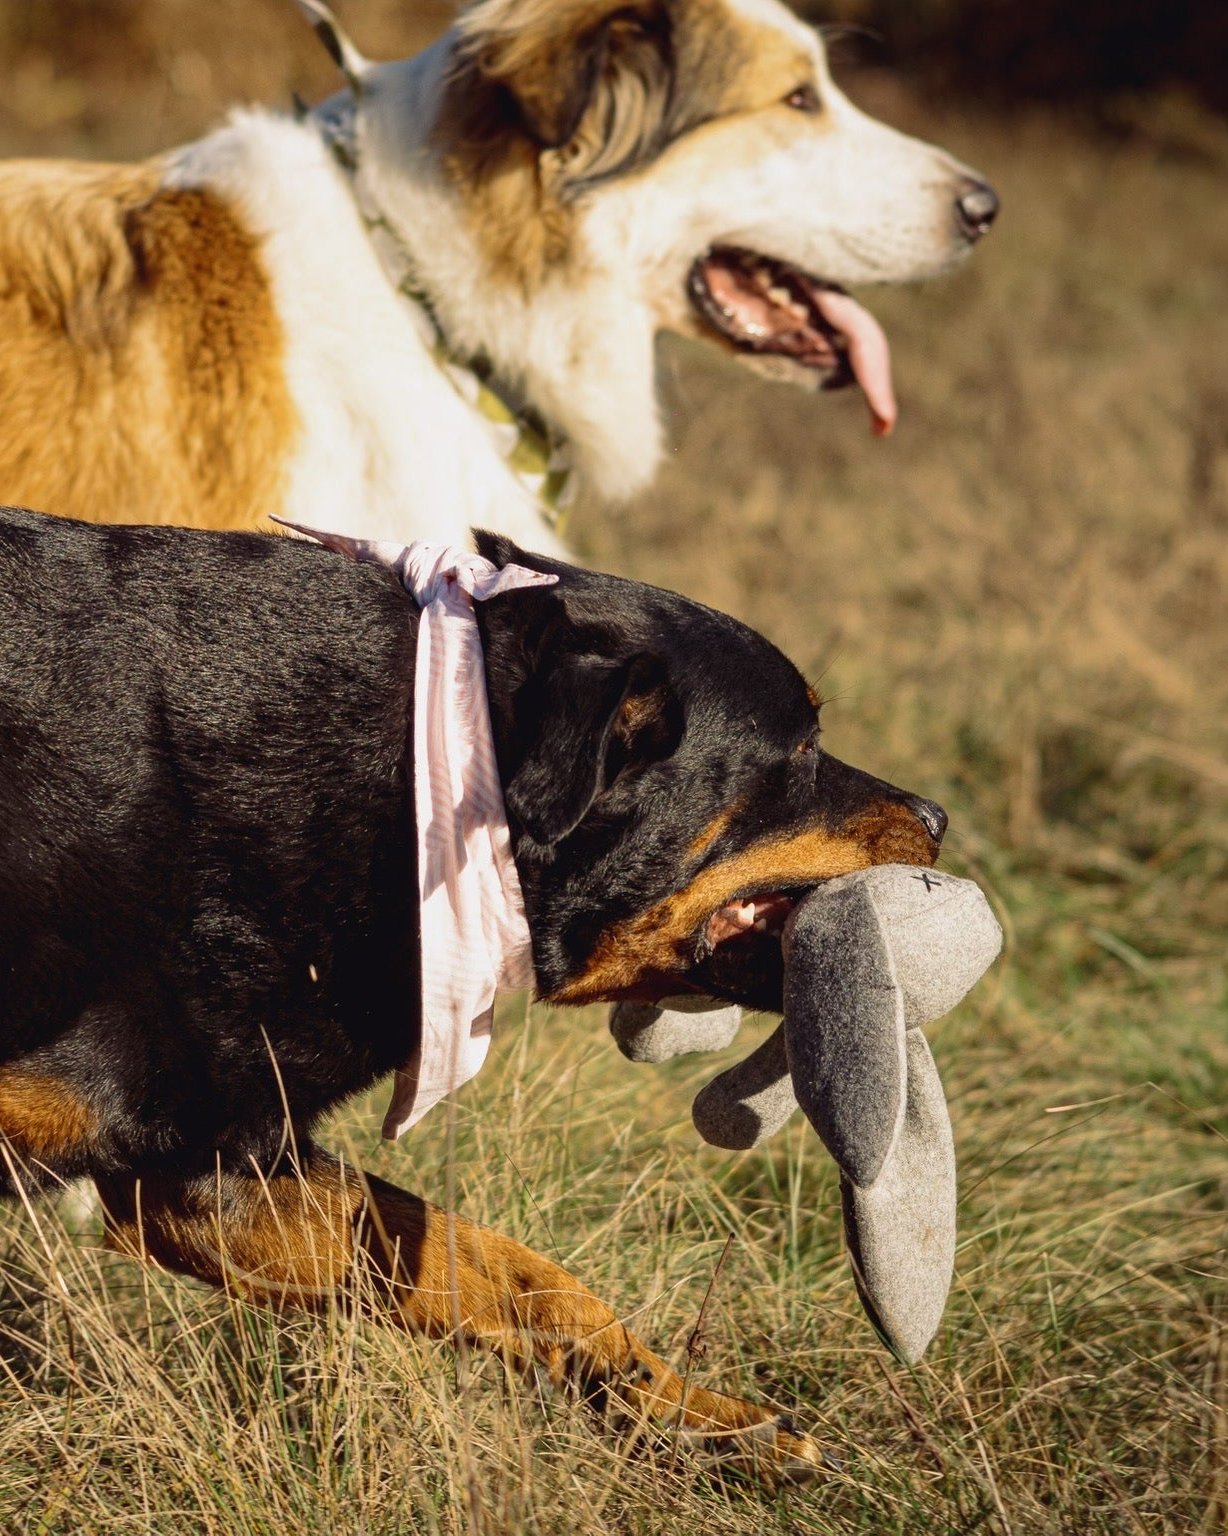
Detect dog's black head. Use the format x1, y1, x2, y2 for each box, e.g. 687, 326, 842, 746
475, 533, 945, 1014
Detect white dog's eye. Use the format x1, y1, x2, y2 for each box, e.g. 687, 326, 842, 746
784, 84, 821, 113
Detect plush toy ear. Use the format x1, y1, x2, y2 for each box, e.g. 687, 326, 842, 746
504, 650, 680, 846
841, 1030, 956, 1364
783, 881, 908, 1190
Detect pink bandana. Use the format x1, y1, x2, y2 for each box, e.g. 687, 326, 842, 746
275, 524, 558, 1136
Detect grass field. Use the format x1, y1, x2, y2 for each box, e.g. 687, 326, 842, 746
1, 4, 1227, 1532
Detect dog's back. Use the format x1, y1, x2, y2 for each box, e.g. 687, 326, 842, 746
0, 163, 295, 530
0, 508, 418, 1187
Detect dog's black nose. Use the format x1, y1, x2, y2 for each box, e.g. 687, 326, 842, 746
955, 179, 999, 240
908, 796, 948, 845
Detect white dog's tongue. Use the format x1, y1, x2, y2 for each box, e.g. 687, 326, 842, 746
696, 252, 898, 437
806, 285, 897, 438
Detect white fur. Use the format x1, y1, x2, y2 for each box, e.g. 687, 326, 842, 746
165, 0, 988, 553
166, 109, 562, 554
357, 41, 668, 508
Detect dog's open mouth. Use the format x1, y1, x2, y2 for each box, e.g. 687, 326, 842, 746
687, 247, 897, 437
685, 889, 806, 1012
705, 892, 796, 947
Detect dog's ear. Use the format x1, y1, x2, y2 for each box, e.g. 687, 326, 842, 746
505, 650, 682, 846
293, 0, 372, 91
472, 529, 564, 574
456, 0, 675, 184
473, 530, 521, 570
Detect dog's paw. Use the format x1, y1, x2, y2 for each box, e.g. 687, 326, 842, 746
674, 1411, 832, 1485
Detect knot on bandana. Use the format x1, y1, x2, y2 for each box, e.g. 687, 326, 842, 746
273, 524, 558, 1136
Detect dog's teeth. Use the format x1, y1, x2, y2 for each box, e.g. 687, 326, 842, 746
754, 916, 769, 932
768, 285, 792, 306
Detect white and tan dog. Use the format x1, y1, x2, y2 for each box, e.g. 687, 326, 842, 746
0, 0, 997, 551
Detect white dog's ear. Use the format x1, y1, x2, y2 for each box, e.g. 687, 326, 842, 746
292, 0, 371, 91
455, 0, 675, 185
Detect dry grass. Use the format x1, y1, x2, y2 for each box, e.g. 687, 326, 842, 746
2, 3, 1227, 1532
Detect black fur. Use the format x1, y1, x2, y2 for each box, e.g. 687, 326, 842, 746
0, 507, 940, 1196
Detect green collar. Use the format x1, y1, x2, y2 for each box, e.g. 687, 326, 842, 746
314, 99, 574, 527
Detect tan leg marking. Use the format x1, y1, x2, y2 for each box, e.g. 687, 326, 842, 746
97, 1155, 823, 1480
0, 1068, 98, 1172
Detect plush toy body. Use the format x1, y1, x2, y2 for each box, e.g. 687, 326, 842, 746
610, 865, 1002, 1362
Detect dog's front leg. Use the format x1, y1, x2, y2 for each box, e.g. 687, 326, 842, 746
96, 1152, 823, 1481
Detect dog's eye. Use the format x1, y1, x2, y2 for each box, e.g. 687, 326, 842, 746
784, 84, 821, 113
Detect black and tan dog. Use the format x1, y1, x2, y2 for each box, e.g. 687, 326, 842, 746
0, 505, 945, 1477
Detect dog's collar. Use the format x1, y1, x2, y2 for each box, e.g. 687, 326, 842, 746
277, 523, 559, 1136
312, 98, 574, 524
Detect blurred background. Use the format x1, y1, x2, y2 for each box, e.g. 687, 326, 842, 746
0, 4, 1225, 1532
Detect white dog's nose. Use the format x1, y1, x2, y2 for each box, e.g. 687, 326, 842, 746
955, 179, 1000, 240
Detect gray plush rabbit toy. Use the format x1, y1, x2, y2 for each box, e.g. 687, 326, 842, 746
610, 865, 1002, 1363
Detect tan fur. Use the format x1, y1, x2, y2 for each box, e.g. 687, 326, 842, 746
685, 799, 746, 860
434, 76, 574, 289
97, 1154, 824, 1474
456, 0, 666, 145
0, 161, 296, 530
0, 1067, 98, 1168
454, 0, 811, 118
439, 0, 817, 290
675, 0, 814, 119
553, 803, 938, 1003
